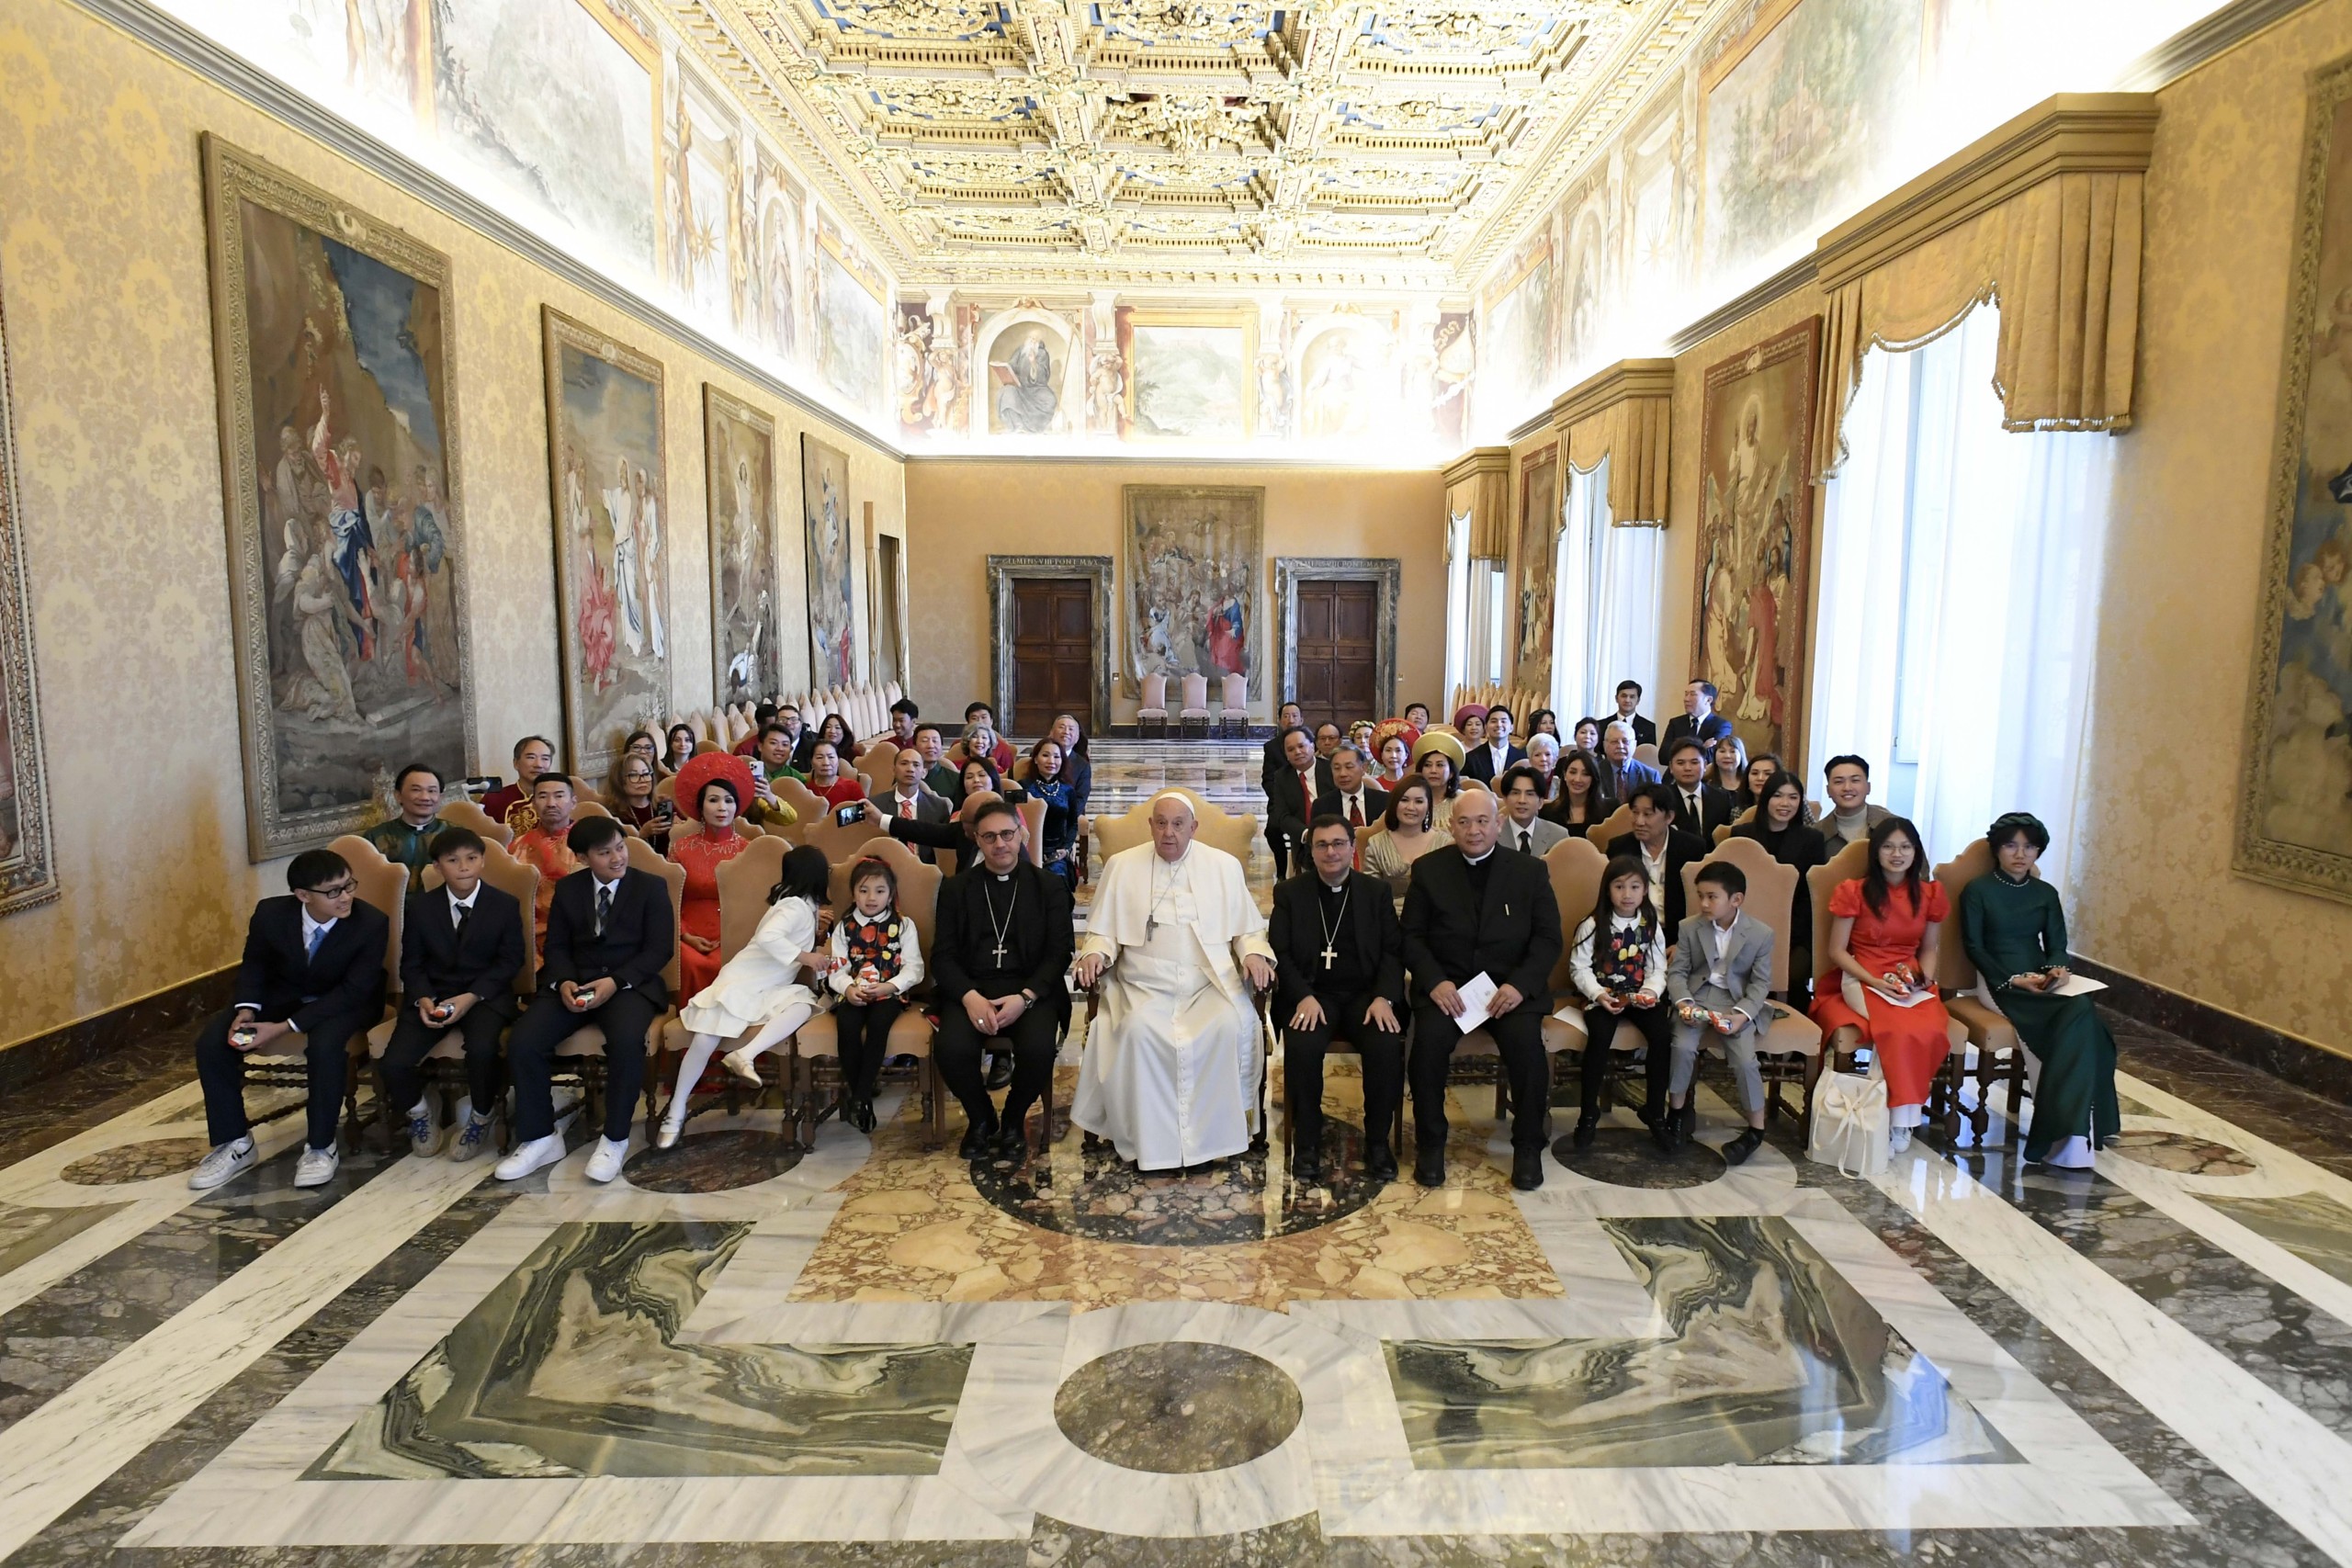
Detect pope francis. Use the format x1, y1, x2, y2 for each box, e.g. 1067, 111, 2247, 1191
1071, 792, 1276, 1169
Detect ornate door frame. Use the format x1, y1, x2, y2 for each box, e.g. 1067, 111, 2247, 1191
1273, 557, 1402, 720
985, 554, 1114, 737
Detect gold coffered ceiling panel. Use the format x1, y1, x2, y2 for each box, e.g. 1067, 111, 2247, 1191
682, 0, 1706, 288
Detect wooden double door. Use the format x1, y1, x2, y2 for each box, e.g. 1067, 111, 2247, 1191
1291, 578, 1378, 732
1008, 578, 1094, 737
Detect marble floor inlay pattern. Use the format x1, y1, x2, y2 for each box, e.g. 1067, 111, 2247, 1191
1054, 1341, 1304, 1473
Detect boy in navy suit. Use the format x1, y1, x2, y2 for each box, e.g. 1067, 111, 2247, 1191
379, 828, 526, 1163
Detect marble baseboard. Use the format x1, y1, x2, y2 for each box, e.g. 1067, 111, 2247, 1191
2073, 955, 2352, 1108
0, 965, 233, 1098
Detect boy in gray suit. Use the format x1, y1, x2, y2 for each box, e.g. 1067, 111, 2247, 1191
1665, 861, 1773, 1165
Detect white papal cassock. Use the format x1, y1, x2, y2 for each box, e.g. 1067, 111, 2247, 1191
1071, 839, 1273, 1169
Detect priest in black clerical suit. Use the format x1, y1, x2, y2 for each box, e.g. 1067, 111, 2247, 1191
1400, 786, 1563, 1191
933, 796, 1076, 1161
1270, 815, 1408, 1185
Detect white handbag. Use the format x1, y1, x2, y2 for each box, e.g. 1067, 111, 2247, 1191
1808, 1062, 1890, 1177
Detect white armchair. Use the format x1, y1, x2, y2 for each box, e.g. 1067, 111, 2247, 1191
1217, 673, 1248, 738
1136, 672, 1170, 738
1179, 672, 1213, 738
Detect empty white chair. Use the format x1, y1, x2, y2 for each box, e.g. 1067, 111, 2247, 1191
1218, 672, 1248, 738
1179, 672, 1212, 738
1136, 672, 1170, 738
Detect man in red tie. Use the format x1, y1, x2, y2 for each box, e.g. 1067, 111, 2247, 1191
1265, 725, 1333, 874
869, 747, 950, 862
1325, 741, 1390, 870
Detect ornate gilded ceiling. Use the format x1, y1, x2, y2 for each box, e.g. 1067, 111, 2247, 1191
673, 0, 1706, 288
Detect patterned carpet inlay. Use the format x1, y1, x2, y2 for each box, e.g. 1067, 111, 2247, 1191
310, 1221, 973, 1479
1054, 1342, 1303, 1473
1387, 1215, 2021, 1470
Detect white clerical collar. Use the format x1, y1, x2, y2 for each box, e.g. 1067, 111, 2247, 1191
1319, 874, 1350, 891
1463, 847, 1496, 866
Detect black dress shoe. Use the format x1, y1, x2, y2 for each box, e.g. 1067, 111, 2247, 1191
984, 1054, 1012, 1090
1414, 1148, 1447, 1189
994, 1119, 1032, 1163
1363, 1142, 1398, 1183
957, 1116, 1000, 1159
845, 1096, 876, 1135
1724, 1126, 1764, 1166
1512, 1147, 1546, 1190
1291, 1155, 1324, 1186
1571, 1117, 1598, 1152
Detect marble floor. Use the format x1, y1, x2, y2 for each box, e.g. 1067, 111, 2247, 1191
5, 742, 2352, 1563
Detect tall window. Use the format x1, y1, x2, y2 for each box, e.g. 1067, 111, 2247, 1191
1442, 509, 1472, 701
1467, 558, 1508, 685
1552, 457, 1663, 727
1810, 305, 2113, 886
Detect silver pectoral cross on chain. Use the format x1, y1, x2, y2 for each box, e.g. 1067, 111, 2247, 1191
1321, 942, 1338, 970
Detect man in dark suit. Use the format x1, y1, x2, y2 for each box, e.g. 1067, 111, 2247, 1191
1462, 703, 1528, 784
379, 827, 526, 1164
869, 746, 953, 862
1598, 721, 1661, 804
1401, 787, 1564, 1191
1659, 679, 1735, 760
1322, 742, 1389, 862
1610, 681, 1657, 749
189, 848, 390, 1192
1259, 702, 1306, 788
1264, 725, 1335, 876
496, 815, 673, 1185
1662, 737, 1736, 840
933, 798, 1076, 1159
1272, 815, 1408, 1185
1608, 783, 1708, 933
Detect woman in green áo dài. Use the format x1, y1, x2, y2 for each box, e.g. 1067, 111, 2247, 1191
1956, 812, 2120, 1168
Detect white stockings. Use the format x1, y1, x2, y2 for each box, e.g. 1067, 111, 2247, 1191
662, 1002, 813, 1131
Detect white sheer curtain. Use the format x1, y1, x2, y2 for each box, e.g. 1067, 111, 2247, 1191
1552, 461, 1601, 720
1557, 452, 1665, 727
1810, 305, 2114, 886
1442, 509, 1472, 703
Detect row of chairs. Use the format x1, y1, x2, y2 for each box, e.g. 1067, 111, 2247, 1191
1136, 673, 1251, 739
665, 680, 909, 760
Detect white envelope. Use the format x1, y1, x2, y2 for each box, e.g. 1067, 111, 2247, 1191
1452, 972, 1499, 1033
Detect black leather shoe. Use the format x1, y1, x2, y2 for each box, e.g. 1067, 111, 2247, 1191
1571, 1117, 1599, 1152
1291, 1155, 1324, 1186
994, 1119, 1032, 1163
985, 1054, 1012, 1090
957, 1116, 1000, 1159
1724, 1126, 1764, 1166
1512, 1147, 1546, 1190
845, 1096, 876, 1135
1363, 1142, 1398, 1183
1414, 1147, 1447, 1189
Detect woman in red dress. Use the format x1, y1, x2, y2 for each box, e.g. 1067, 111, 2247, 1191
668, 753, 756, 998
1809, 815, 1953, 1152
803, 740, 867, 811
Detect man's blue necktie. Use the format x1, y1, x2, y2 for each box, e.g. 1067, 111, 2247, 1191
305, 924, 326, 961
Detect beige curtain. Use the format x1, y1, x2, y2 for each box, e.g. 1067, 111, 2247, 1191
1552, 360, 1673, 525
1443, 450, 1511, 558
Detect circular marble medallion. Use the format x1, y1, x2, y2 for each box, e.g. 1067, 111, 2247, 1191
973, 1121, 1380, 1246
61, 1137, 214, 1185
621, 1129, 802, 1192
2105, 1128, 2256, 1177
1549, 1126, 1728, 1190
1054, 1343, 1303, 1474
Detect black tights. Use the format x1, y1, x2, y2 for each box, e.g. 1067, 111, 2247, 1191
834, 998, 903, 1100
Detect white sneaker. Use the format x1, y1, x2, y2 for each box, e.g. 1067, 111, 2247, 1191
1888, 1125, 1913, 1154
494, 1134, 567, 1181
583, 1136, 628, 1183
449, 1107, 495, 1162
405, 1095, 441, 1157
188, 1137, 258, 1190
293, 1145, 340, 1188
720, 1044, 763, 1088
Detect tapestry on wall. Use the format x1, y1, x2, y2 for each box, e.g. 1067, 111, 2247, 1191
1125, 485, 1262, 687
0, 275, 55, 915
704, 388, 782, 705
1693, 317, 1821, 766
800, 434, 856, 690
2239, 55, 2352, 905
542, 307, 669, 780
1515, 446, 1561, 699
201, 136, 474, 863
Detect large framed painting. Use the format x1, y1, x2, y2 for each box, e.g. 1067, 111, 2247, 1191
542, 307, 668, 779
1693, 317, 1821, 767
800, 434, 856, 689
0, 279, 55, 915
1125, 485, 1262, 686
1123, 310, 1254, 442
1515, 446, 1561, 697
201, 136, 474, 862
2239, 53, 2352, 905
703, 388, 781, 705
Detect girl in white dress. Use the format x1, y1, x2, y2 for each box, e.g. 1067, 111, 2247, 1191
657, 845, 833, 1148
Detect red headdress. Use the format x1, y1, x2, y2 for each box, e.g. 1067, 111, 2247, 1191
674, 750, 756, 817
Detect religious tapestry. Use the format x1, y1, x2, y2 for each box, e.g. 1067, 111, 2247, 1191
703, 388, 781, 705
1125, 485, 1262, 686
202, 136, 474, 862
1693, 317, 1821, 765
800, 434, 857, 689
2239, 54, 2352, 904
542, 308, 669, 780
1515, 446, 1561, 698
0, 274, 55, 915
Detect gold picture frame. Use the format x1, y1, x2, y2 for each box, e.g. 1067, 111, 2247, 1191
0, 271, 56, 916
1120, 308, 1258, 443
703, 385, 781, 706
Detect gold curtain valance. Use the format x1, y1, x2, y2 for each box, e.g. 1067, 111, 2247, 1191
1813, 93, 2156, 478
1549, 358, 1673, 525
1442, 446, 1511, 558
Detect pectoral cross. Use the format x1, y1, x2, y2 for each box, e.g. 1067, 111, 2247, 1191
992, 939, 1009, 965
1321, 942, 1338, 970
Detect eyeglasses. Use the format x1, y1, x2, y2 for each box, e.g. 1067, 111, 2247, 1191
304, 880, 357, 898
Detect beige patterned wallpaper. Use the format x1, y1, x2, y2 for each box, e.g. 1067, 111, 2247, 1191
0, 0, 905, 1051
2072, 0, 2352, 1061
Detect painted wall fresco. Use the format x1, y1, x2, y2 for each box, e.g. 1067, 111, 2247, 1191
800, 434, 857, 690
704, 387, 782, 706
